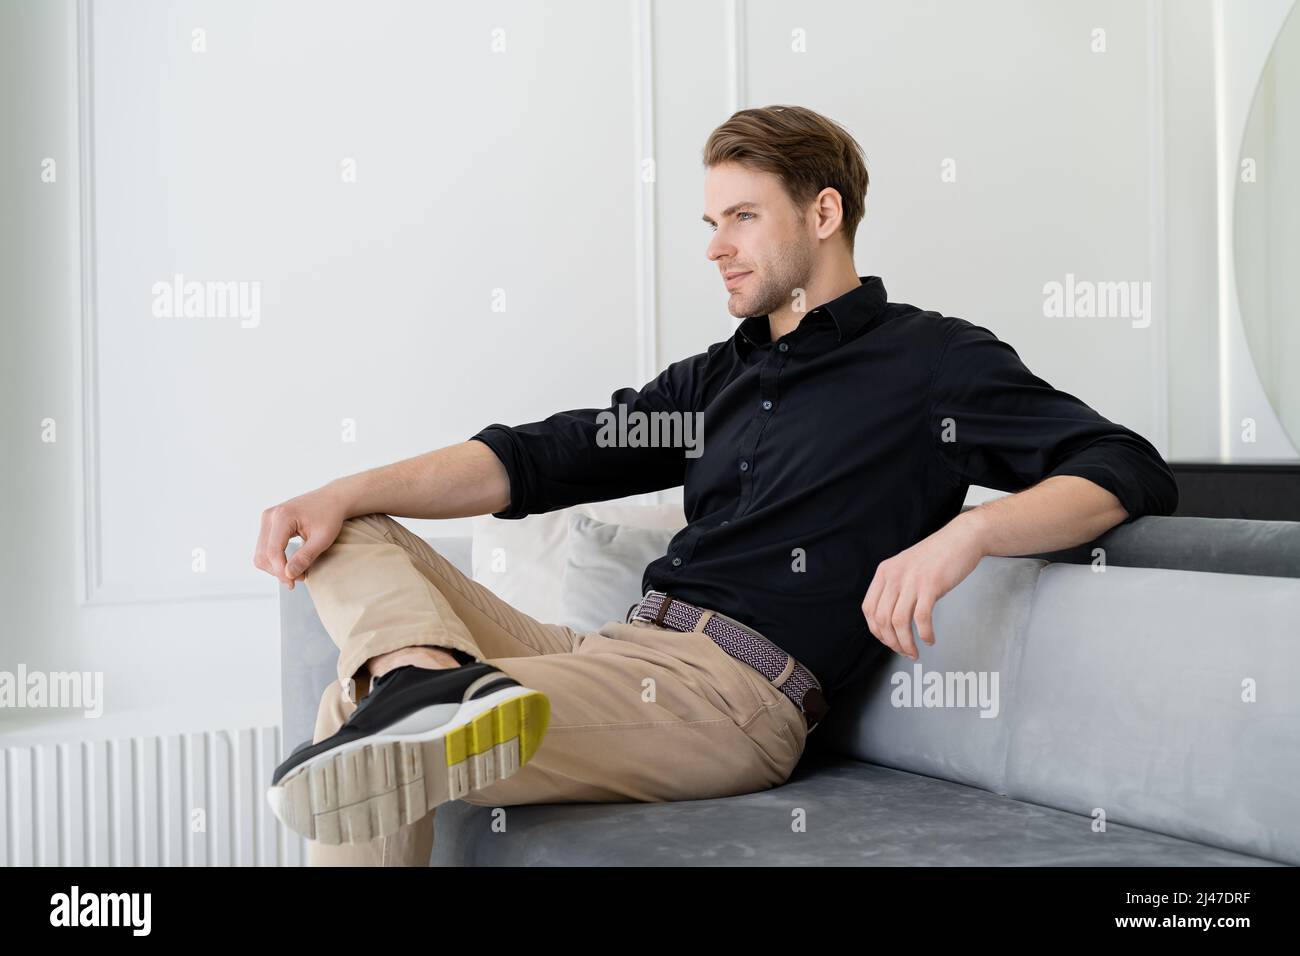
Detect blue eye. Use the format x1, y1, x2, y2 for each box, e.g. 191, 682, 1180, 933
707, 210, 759, 228
706, 212, 754, 231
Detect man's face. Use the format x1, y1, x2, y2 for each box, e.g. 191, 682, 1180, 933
703, 161, 816, 320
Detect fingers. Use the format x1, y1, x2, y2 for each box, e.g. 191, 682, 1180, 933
870, 579, 903, 657
267, 515, 294, 584
254, 494, 346, 592
254, 508, 297, 587
914, 595, 936, 647
862, 565, 884, 627
861, 565, 887, 645
253, 510, 272, 577
891, 589, 919, 660
863, 572, 934, 661
285, 534, 323, 582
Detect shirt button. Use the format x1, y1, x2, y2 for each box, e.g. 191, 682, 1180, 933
721, 520, 730, 526
761, 400, 773, 410
739, 460, 749, 472
671, 556, 682, 567
778, 342, 789, 352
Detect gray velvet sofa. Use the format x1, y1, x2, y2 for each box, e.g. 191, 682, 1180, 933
280, 515, 1300, 866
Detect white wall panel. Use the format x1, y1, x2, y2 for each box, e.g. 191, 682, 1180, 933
84, 0, 642, 603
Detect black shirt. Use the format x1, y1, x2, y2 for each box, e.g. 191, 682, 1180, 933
469, 275, 1179, 698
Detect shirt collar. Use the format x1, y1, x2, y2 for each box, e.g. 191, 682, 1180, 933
733, 275, 887, 359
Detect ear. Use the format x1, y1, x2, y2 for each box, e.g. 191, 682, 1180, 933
812, 186, 844, 241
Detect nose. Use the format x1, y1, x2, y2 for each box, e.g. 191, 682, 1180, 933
707, 228, 734, 263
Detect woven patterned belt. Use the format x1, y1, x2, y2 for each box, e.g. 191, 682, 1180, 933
625, 590, 829, 733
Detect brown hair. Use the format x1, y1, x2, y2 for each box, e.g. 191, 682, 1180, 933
702, 105, 869, 254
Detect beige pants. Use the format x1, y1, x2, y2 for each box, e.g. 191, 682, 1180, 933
303, 513, 809, 866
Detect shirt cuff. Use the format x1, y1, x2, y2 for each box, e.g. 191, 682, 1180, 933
1043, 438, 1181, 525
468, 426, 531, 520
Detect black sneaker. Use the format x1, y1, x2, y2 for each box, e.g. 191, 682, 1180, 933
266, 661, 549, 845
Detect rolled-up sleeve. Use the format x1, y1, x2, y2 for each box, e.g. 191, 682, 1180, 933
469, 351, 709, 519
928, 321, 1178, 524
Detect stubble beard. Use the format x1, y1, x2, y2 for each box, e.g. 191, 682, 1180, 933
727, 234, 815, 321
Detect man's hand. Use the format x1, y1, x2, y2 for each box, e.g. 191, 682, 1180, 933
861, 515, 987, 660
861, 476, 1131, 659
253, 483, 351, 589
251, 441, 513, 591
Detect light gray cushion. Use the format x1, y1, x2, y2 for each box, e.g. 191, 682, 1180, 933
430, 752, 1285, 866
558, 513, 678, 633
815, 556, 1046, 795
472, 502, 685, 626
1006, 563, 1300, 865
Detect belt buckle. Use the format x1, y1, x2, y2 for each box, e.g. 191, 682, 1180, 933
627, 591, 671, 626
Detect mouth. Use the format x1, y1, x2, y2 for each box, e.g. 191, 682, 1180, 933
724, 271, 752, 291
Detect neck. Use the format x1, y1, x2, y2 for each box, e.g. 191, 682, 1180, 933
768, 260, 861, 340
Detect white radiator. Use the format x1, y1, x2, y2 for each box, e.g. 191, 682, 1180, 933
1, 726, 308, 866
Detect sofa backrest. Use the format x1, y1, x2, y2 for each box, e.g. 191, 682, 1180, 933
1008, 562, 1300, 865
1025, 515, 1300, 577
818, 515, 1300, 865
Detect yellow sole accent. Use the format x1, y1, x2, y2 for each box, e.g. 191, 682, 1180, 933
269, 688, 550, 846
445, 688, 546, 766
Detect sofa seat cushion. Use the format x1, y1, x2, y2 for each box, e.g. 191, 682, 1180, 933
429, 752, 1285, 866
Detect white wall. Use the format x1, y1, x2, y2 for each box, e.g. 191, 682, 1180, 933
3, 0, 1285, 745
1164, 0, 1222, 459
652, 0, 1174, 504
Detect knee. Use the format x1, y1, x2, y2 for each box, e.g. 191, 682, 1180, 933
336, 513, 398, 544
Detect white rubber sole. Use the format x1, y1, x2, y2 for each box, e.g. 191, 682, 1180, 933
266, 684, 550, 845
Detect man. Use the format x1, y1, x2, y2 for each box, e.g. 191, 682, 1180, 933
255, 105, 1177, 865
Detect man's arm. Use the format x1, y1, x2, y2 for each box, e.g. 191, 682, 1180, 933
256, 349, 711, 588
957, 473, 1129, 558
255, 440, 511, 589
861, 320, 1178, 661
927, 322, 1179, 524
332, 439, 512, 521
465, 348, 712, 519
